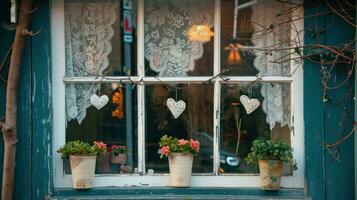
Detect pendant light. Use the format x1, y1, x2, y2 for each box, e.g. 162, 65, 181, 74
187, 25, 214, 42
186, 0, 214, 42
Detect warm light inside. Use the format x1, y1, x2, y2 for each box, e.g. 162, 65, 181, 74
225, 43, 241, 64
187, 25, 214, 42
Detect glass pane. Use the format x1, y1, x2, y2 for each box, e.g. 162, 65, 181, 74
220, 83, 292, 174
65, 83, 138, 175
221, 0, 291, 76
64, 0, 137, 76
146, 84, 214, 173
144, 0, 214, 77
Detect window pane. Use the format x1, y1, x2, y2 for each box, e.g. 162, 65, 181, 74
65, 0, 137, 76
221, 0, 291, 76
220, 83, 291, 174
146, 84, 214, 173
144, 0, 214, 77
65, 83, 138, 175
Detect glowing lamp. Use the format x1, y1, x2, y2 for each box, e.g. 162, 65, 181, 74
187, 25, 214, 42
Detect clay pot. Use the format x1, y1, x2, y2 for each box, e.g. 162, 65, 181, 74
111, 153, 127, 164
69, 155, 97, 189
258, 160, 283, 190
96, 152, 111, 174
168, 153, 193, 187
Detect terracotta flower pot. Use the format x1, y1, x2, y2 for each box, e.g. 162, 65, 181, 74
111, 152, 127, 164
168, 153, 193, 187
70, 155, 97, 189
96, 152, 111, 174
258, 160, 282, 190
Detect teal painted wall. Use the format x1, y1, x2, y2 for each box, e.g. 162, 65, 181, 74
0, 0, 355, 199
0, 1, 52, 199
323, 11, 355, 200
304, 1, 355, 200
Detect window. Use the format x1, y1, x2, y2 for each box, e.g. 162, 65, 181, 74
52, 0, 304, 188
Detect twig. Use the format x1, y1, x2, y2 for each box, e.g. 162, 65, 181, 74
0, 44, 13, 73
324, 126, 356, 147
22, 28, 42, 37
325, 0, 356, 27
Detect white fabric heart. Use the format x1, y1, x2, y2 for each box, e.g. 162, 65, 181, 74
240, 95, 260, 114
166, 98, 186, 119
90, 94, 109, 110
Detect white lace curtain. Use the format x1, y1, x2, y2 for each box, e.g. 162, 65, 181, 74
251, 1, 292, 129
64, 0, 290, 129
65, 1, 118, 124
144, 0, 213, 76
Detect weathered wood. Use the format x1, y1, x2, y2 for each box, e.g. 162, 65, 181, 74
303, 2, 326, 200
323, 4, 355, 200
2, 0, 34, 199
31, 0, 53, 198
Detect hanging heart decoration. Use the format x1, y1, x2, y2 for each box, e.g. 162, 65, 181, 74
166, 98, 186, 119
90, 94, 109, 110
240, 95, 260, 114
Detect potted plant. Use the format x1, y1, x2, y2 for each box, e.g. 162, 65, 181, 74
109, 145, 127, 164
246, 138, 294, 190
95, 141, 112, 174
158, 135, 200, 188
57, 140, 106, 189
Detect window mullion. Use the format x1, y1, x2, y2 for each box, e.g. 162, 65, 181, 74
213, 0, 221, 175
213, 81, 221, 175
137, 0, 146, 174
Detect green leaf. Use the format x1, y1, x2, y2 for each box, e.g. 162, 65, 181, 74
245, 138, 294, 164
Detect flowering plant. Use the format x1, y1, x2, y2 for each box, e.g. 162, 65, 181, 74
57, 140, 108, 159
109, 145, 127, 156
158, 135, 200, 158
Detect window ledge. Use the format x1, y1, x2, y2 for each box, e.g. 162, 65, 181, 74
50, 187, 310, 200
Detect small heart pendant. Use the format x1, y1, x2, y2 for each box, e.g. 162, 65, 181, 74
166, 98, 186, 119
240, 95, 260, 114
90, 94, 109, 110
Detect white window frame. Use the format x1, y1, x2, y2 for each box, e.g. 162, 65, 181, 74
52, 0, 304, 188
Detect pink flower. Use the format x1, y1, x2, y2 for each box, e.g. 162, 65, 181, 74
178, 139, 189, 146
160, 146, 170, 157
190, 139, 200, 152
94, 141, 107, 149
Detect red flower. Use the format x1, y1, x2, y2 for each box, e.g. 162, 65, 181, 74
178, 139, 189, 146
160, 146, 170, 157
108, 145, 116, 152
190, 139, 200, 152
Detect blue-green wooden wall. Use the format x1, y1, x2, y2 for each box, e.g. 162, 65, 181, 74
0, 0, 355, 199
304, 1, 355, 200
0, 1, 52, 199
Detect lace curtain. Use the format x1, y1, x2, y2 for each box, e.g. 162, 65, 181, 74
251, 1, 292, 129
144, 0, 213, 76
65, 1, 118, 124
64, 0, 290, 129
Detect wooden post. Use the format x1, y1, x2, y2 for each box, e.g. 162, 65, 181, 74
2, 0, 34, 199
